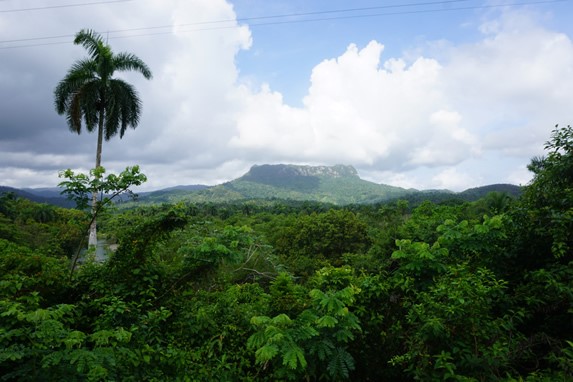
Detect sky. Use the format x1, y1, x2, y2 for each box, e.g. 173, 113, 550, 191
1, 0, 572, 192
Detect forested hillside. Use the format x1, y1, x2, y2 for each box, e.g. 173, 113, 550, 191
134, 163, 414, 205
133, 165, 521, 206
0, 126, 572, 381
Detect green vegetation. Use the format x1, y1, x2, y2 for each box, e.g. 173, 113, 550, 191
1, 125, 572, 380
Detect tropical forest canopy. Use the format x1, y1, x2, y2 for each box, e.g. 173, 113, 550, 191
0, 125, 572, 381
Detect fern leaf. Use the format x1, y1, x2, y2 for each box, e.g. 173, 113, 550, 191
316, 315, 338, 328
64, 330, 87, 349
309, 289, 324, 300
264, 326, 285, 343
309, 339, 334, 361
255, 344, 279, 363
293, 325, 319, 340
247, 331, 267, 350
327, 348, 355, 379
271, 313, 292, 325
90, 329, 114, 346
250, 315, 271, 326
282, 344, 306, 370
324, 295, 345, 314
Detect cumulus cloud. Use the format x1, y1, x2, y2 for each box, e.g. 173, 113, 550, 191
231, 41, 479, 171
442, 9, 573, 149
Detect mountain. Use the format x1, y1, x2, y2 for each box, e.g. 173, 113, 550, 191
1, 164, 523, 207
458, 184, 523, 199
131, 164, 412, 205
216, 164, 411, 204
134, 185, 210, 204
0, 186, 75, 207
385, 184, 522, 206
154, 185, 209, 192
22, 187, 65, 199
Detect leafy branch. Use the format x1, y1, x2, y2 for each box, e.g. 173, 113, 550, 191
58, 165, 147, 276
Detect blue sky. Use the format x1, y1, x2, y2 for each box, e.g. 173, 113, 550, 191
232, 0, 470, 106
232, 0, 572, 104
1, 0, 572, 191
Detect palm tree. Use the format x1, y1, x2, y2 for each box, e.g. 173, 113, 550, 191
54, 29, 152, 247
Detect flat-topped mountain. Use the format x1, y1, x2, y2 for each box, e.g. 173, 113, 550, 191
215, 164, 408, 204
235, 164, 360, 193
244, 164, 359, 179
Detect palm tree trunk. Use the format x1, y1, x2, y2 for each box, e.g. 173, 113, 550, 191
88, 195, 97, 247
88, 107, 105, 248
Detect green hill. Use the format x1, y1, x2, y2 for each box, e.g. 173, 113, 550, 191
139, 164, 414, 205
458, 183, 522, 199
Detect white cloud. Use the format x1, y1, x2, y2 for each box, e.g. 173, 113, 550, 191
408, 110, 479, 166
432, 168, 482, 191
0, 167, 66, 189
230, 41, 481, 172
508, 165, 533, 187
370, 171, 424, 191
443, 9, 573, 149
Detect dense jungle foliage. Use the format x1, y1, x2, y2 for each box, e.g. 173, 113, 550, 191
1, 125, 572, 381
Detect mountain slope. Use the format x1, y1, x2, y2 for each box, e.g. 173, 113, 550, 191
0, 186, 75, 207
193, 164, 412, 205
458, 184, 523, 199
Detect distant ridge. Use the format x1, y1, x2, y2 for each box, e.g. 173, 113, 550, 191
459, 184, 522, 199
1, 165, 523, 207
156, 185, 209, 192
0, 186, 74, 207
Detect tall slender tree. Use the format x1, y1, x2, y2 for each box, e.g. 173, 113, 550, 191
54, 29, 152, 247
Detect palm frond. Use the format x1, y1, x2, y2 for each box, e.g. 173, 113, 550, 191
68, 94, 82, 134
55, 28, 151, 158
114, 53, 152, 79
69, 58, 98, 77
73, 29, 105, 60
80, 81, 102, 132
105, 79, 142, 140
54, 59, 98, 115
55, 74, 101, 134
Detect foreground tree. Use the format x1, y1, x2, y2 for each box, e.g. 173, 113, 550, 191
54, 29, 152, 246
58, 165, 147, 274
522, 124, 573, 259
